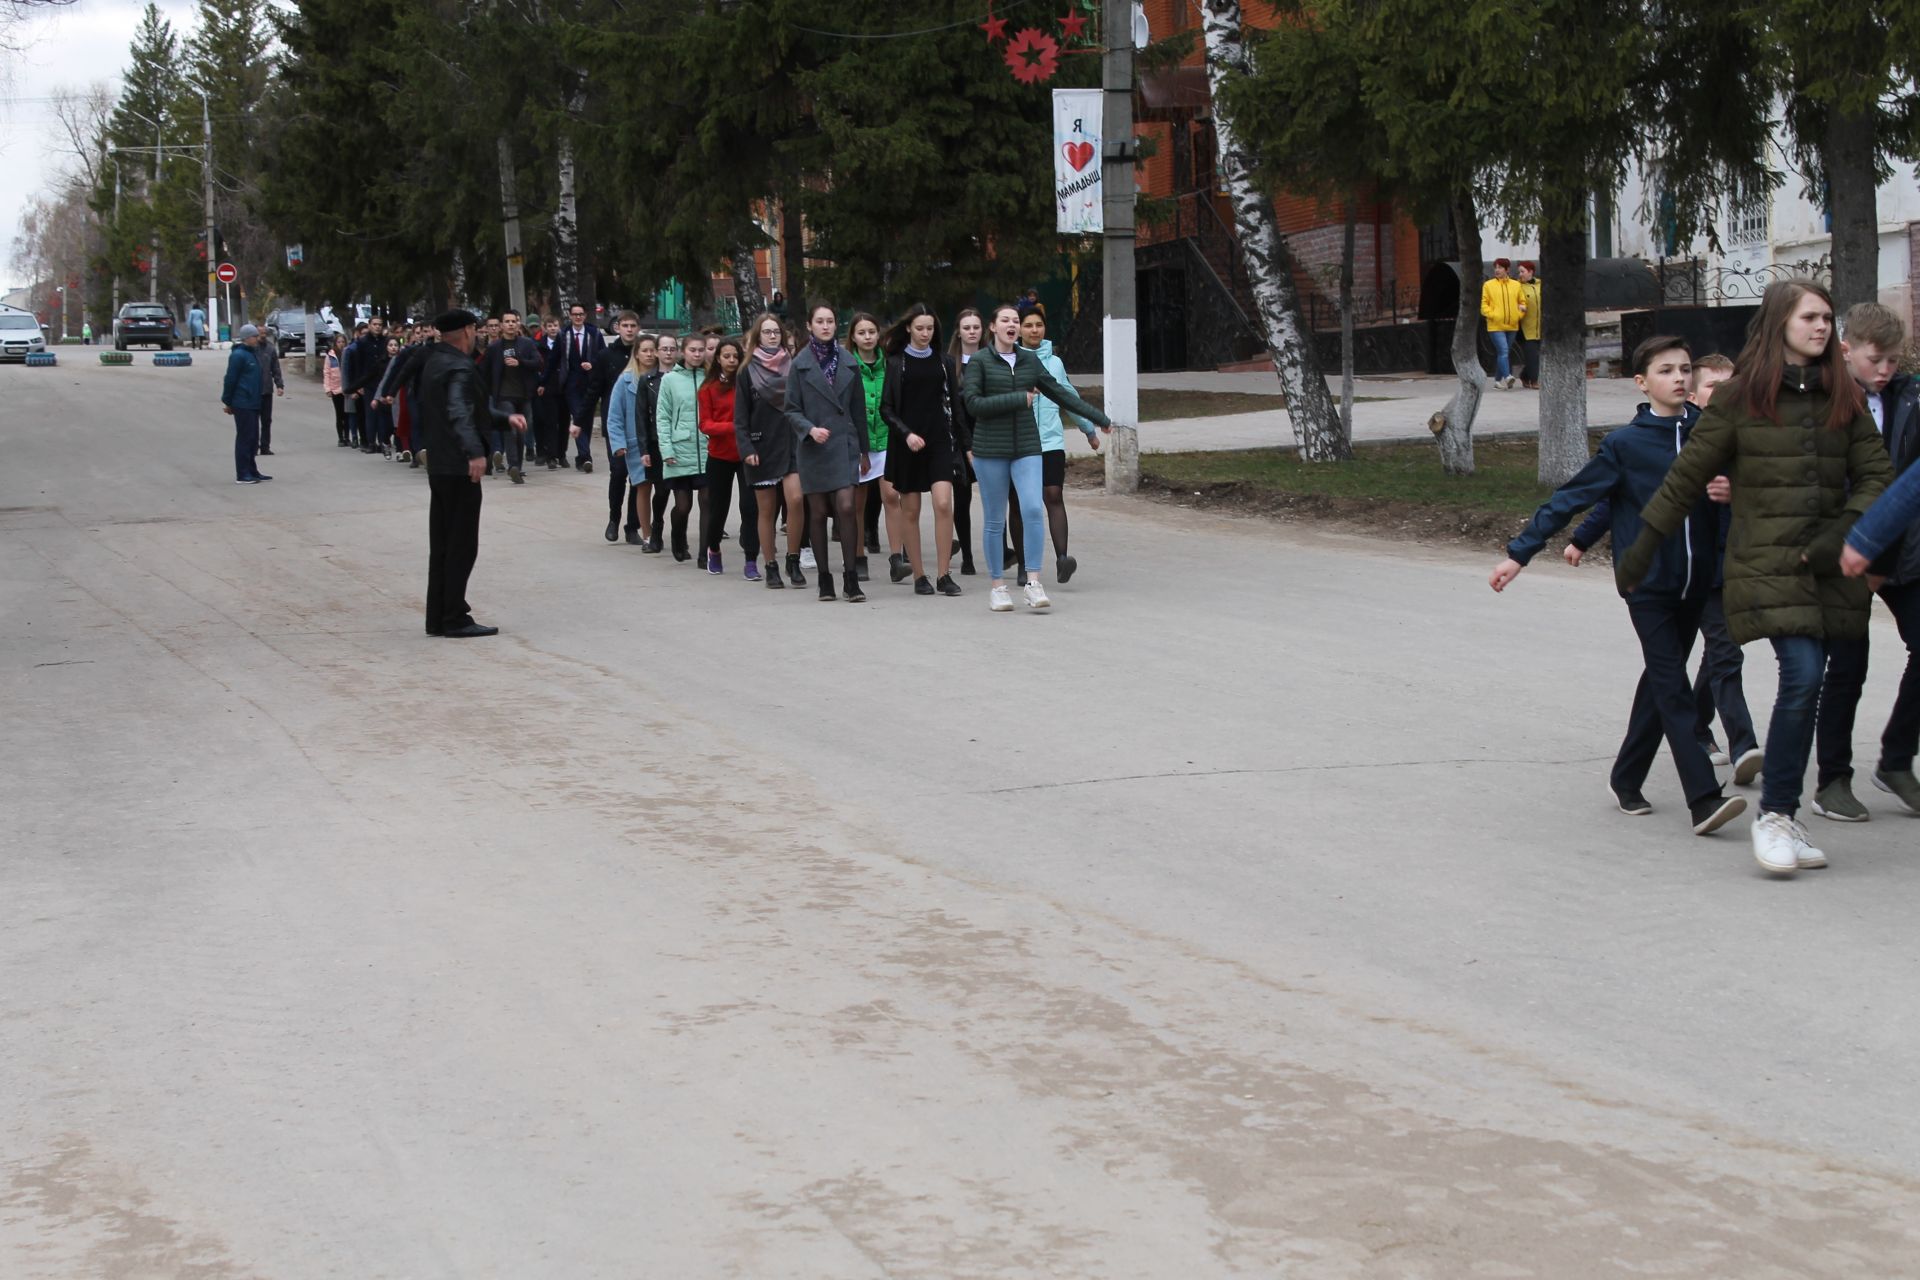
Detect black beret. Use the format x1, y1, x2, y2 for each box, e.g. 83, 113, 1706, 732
433, 308, 477, 332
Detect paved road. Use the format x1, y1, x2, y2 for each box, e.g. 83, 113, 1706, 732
4, 356, 1918, 1278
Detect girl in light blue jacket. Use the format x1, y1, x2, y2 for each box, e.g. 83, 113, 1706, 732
604, 339, 658, 547
1012, 310, 1106, 584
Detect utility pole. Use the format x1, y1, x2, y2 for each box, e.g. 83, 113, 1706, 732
203, 93, 218, 346
108, 145, 121, 317
151, 116, 164, 303
499, 135, 528, 316
1101, 0, 1140, 493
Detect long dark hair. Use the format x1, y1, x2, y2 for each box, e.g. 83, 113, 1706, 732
885, 302, 943, 356
709, 336, 745, 388
1727, 280, 1863, 432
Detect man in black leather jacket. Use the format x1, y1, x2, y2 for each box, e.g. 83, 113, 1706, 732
419, 310, 524, 638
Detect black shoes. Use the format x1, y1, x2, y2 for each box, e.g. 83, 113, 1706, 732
786, 554, 807, 588
546, 458, 558, 470
914, 576, 935, 595
337, 439, 350, 448
625, 528, 642, 545
865, 531, 882, 554
671, 538, 691, 563
259, 448, 274, 456
1057, 554, 1077, 584
645, 535, 663, 554
936, 574, 963, 596
442, 622, 499, 638
959, 557, 976, 576
843, 571, 866, 603
604, 520, 619, 543
889, 553, 912, 583
1612, 786, 1653, 816
509, 468, 525, 484
764, 562, 786, 588
818, 575, 837, 602
1690, 792, 1747, 836
581, 457, 593, 473
855, 555, 870, 582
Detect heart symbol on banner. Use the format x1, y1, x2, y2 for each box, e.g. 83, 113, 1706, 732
1063, 141, 1094, 172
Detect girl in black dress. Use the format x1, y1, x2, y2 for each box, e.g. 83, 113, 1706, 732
882, 303, 962, 595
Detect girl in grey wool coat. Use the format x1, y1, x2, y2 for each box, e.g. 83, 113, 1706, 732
782, 302, 870, 603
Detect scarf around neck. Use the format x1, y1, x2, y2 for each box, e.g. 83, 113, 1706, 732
809, 337, 840, 386
750, 345, 790, 409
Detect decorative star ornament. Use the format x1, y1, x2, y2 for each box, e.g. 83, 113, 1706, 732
979, 2, 1007, 42
1059, 11, 1088, 39
1005, 27, 1061, 83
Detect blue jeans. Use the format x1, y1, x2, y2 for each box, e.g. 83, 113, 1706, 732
1762, 635, 1827, 815
232, 408, 260, 479
1489, 330, 1513, 380
973, 454, 1044, 581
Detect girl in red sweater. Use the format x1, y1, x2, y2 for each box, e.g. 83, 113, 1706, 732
699, 338, 758, 578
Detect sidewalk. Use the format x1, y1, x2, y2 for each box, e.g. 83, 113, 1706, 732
1075, 369, 1648, 453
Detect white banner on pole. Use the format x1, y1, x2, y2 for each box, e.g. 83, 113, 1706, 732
1053, 88, 1103, 235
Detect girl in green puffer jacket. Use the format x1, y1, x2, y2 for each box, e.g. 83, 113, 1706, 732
1621, 280, 1892, 877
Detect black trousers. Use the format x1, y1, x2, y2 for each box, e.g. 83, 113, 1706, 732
1815, 627, 1872, 787
1878, 583, 1920, 773
704, 458, 759, 558
426, 473, 483, 633
258, 393, 274, 451
533, 391, 562, 461
1692, 589, 1757, 756
1613, 593, 1721, 805
608, 453, 643, 532
565, 382, 595, 462
330, 393, 348, 443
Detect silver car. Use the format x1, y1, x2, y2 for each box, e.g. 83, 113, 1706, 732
0, 310, 49, 362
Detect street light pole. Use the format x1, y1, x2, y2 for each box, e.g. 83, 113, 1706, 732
152, 117, 164, 303
1101, 0, 1140, 493
202, 93, 218, 346
107, 145, 121, 317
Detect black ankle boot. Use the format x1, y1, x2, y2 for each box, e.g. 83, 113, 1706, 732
843, 570, 866, 603
818, 573, 837, 601
889, 552, 911, 583
855, 555, 870, 582
786, 554, 807, 588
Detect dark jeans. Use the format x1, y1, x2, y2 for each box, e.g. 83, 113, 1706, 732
330, 393, 348, 444
369, 401, 394, 450
489, 397, 528, 470
426, 473, 483, 633
231, 409, 260, 480
1879, 584, 1920, 772
1815, 629, 1871, 787
565, 382, 595, 462
1692, 590, 1757, 757
704, 457, 759, 559
1520, 337, 1540, 384
258, 394, 275, 451
608, 452, 643, 533
533, 392, 563, 461
1614, 593, 1722, 806
1762, 636, 1827, 815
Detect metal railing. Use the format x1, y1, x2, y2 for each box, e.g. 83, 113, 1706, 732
1652, 258, 1832, 308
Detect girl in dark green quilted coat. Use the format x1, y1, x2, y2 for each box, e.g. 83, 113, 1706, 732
1621, 281, 1892, 877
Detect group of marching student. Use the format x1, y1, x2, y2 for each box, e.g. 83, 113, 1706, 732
599, 300, 1116, 609
1491, 279, 1920, 878
320, 308, 607, 478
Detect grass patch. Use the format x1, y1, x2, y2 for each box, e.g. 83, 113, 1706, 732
1074, 387, 1389, 421
1070, 432, 1608, 549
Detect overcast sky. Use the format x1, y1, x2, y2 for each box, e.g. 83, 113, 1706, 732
2, 0, 201, 285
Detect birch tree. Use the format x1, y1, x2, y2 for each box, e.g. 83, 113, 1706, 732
1198, 0, 1346, 462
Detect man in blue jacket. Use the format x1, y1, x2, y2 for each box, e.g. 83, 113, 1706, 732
1488, 335, 1744, 837
222, 324, 271, 484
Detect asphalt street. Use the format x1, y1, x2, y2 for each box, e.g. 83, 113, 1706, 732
3, 353, 1917, 1278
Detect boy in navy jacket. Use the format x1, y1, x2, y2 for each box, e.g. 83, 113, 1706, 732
1489, 335, 1746, 836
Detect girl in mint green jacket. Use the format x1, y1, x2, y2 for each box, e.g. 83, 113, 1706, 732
655, 357, 707, 560
1014, 310, 1105, 585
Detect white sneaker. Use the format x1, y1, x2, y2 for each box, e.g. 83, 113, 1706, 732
1750, 813, 1799, 877
1731, 747, 1764, 788
1707, 741, 1730, 766
1786, 817, 1828, 869
1024, 580, 1051, 609
989, 585, 1014, 612
799, 547, 817, 570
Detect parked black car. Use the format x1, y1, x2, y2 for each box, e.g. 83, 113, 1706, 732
114, 302, 177, 351
265, 310, 340, 357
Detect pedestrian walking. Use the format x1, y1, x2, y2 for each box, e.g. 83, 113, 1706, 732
787, 303, 869, 602
946, 309, 983, 575
962, 304, 1111, 612
848, 313, 901, 582
189, 304, 208, 350
222, 325, 271, 484
880, 303, 962, 595
1480, 258, 1525, 389
657, 333, 710, 563
560, 303, 605, 471
1517, 261, 1542, 389
736, 313, 808, 590
1619, 280, 1893, 876
254, 335, 286, 456
604, 334, 659, 548
699, 337, 758, 578
1012, 308, 1104, 585
420, 309, 524, 639
483, 308, 544, 484
324, 333, 350, 447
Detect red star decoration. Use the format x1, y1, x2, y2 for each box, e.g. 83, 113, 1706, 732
1060, 11, 1088, 39
1005, 27, 1061, 83
979, 13, 1007, 41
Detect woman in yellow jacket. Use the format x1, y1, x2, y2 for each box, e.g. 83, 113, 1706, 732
1480, 257, 1527, 388
1517, 261, 1543, 389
